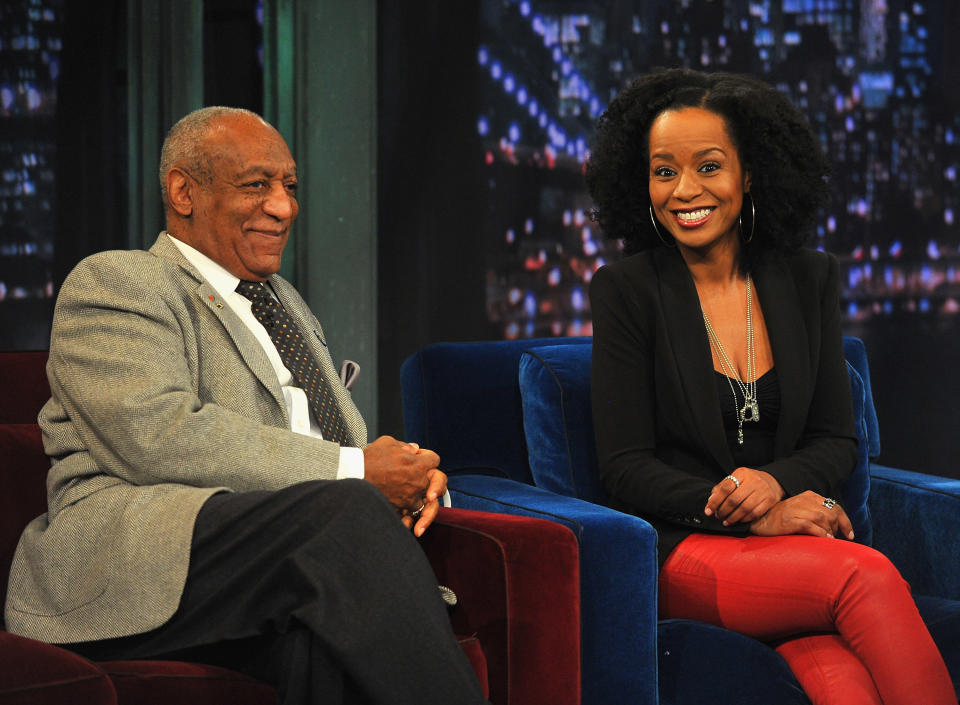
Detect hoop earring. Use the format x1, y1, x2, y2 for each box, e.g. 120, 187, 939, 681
740, 193, 755, 244
649, 204, 675, 248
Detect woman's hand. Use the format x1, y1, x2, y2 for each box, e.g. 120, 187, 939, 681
704, 467, 785, 525
749, 490, 855, 539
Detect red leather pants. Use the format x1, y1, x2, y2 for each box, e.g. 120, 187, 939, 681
659, 534, 954, 705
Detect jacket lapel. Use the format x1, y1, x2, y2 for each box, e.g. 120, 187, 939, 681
148, 234, 288, 415
753, 256, 810, 458
655, 248, 735, 471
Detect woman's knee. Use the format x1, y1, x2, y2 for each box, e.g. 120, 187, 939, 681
835, 544, 911, 605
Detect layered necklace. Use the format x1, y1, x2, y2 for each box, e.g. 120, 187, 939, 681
702, 274, 759, 445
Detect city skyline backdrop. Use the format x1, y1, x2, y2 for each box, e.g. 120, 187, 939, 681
478, 0, 960, 337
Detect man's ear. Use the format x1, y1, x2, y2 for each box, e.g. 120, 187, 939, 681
166, 168, 194, 217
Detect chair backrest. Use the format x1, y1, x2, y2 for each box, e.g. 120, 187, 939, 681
1, 351, 51, 424
0, 351, 51, 620
401, 336, 879, 543
400, 337, 591, 484
518, 343, 606, 504
841, 336, 881, 460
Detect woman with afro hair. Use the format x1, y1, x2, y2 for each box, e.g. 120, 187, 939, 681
586, 68, 952, 705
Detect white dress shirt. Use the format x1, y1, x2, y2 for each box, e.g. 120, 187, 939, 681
169, 234, 364, 479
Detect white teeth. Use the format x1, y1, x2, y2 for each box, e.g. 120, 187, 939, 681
676, 208, 712, 222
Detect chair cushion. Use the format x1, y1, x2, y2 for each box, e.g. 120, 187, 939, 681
841, 337, 880, 459
0, 423, 48, 611
868, 464, 960, 598
843, 362, 873, 545
518, 343, 605, 504
518, 342, 873, 542
97, 660, 276, 705
0, 351, 50, 424
658, 620, 810, 705
0, 631, 116, 704
400, 337, 591, 484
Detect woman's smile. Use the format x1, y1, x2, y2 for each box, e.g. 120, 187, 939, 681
672, 207, 716, 227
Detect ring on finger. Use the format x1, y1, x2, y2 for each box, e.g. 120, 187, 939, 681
822, 497, 837, 510
723, 474, 741, 490
410, 503, 425, 518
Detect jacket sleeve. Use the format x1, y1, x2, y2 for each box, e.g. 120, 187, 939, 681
758, 253, 857, 500
590, 263, 745, 535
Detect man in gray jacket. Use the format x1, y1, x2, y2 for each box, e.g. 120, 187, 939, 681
5, 107, 485, 705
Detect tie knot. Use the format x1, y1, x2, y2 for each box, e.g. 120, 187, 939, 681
236, 280, 266, 301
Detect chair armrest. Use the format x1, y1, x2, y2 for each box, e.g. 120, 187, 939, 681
0, 631, 117, 703
449, 475, 658, 705
869, 464, 960, 600
420, 507, 580, 705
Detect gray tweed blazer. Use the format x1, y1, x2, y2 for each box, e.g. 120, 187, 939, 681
4, 233, 366, 644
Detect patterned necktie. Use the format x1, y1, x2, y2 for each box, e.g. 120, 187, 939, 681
235, 280, 349, 444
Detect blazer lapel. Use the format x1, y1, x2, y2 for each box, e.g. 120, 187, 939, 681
198, 280, 288, 413
148, 234, 288, 415
753, 257, 810, 457
655, 248, 735, 470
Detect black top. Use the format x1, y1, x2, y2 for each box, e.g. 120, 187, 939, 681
716, 367, 781, 468
589, 247, 858, 566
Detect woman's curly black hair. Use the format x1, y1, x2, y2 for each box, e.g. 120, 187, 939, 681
585, 68, 830, 272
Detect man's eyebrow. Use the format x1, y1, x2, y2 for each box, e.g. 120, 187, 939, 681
234, 165, 298, 180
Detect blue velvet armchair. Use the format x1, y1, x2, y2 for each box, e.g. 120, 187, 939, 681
400, 336, 960, 705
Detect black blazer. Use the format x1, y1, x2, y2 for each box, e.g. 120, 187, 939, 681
590, 247, 857, 565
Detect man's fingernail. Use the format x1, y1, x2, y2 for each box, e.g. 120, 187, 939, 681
848, 531, 855, 540
704, 507, 713, 516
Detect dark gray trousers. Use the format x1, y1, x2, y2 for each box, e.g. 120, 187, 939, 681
70, 479, 485, 705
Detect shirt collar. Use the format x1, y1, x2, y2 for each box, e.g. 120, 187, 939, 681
166, 232, 243, 300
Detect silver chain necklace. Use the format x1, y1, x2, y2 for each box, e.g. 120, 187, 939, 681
702, 274, 759, 445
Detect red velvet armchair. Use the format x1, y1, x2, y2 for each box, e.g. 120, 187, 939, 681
0, 351, 581, 705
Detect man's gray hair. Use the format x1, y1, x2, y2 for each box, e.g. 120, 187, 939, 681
158, 106, 264, 206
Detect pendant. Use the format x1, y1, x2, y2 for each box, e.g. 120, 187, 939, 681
737, 427, 744, 445
740, 397, 760, 423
